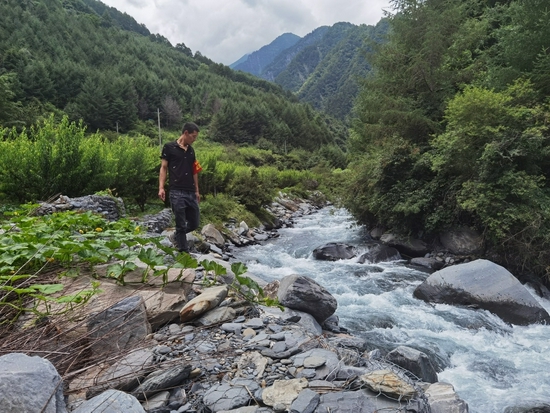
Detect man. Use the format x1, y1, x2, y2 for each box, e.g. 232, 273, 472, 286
158, 122, 202, 253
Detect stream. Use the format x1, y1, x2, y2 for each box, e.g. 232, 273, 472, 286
229, 207, 550, 412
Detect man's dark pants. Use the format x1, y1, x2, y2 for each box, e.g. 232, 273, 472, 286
169, 189, 199, 252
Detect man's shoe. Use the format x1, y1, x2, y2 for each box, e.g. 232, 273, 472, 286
168, 232, 179, 249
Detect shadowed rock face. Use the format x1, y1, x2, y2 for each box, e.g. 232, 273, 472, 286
312, 243, 356, 261
413, 259, 550, 325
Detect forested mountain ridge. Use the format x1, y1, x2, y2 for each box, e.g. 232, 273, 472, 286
346, 0, 550, 280
233, 21, 388, 120
230, 33, 301, 76
0, 0, 345, 151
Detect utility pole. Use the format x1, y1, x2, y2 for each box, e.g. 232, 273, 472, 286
157, 108, 162, 149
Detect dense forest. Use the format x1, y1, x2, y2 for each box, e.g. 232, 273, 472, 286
346, 0, 550, 279
0, 0, 346, 150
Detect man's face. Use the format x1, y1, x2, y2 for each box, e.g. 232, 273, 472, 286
185, 130, 198, 144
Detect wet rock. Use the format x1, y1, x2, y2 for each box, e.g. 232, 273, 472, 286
201, 224, 226, 248
357, 244, 401, 264
277, 275, 337, 323
312, 243, 356, 261
414, 259, 550, 325
410, 257, 445, 271
386, 346, 438, 383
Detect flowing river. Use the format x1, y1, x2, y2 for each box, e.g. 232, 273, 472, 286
229, 207, 550, 412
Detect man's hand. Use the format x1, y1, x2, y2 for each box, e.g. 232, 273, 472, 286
158, 189, 166, 201
196, 191, 201, 203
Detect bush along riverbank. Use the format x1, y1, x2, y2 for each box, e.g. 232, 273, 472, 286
6, 192, 547, 412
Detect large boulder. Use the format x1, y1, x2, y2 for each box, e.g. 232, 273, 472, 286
380, 233, 430, 257
0, 353, 67, 413
439, 227, 483, 255
201, 223, 226, 248
312, 243, 356, 261
277, 274, 337, 323
414, 259, 550, 325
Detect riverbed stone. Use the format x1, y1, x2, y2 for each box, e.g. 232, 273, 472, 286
0, 353, 67, 413
357, 244, 402, 264
262, 378, 309, 410
413, 259, 550, 325
312, 242, 356, 261
291, 349, 341, 381
425, 382, 469, 413
290, 388, 320, 413
203, 379, 260, 412
277, 274, 337, 323
73, 389, 145, 413
360, 370, 416, 400
195, 306, 236, 326
201, 224, 226, 248
386, 345, 438, 383
179, 285, 229, 322
133, 364, 192, 400
313, 390, 405, 413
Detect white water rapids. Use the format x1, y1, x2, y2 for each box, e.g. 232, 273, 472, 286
229, 207, 550, 412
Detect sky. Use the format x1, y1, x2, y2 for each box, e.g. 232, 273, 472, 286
100, 0, 394, 65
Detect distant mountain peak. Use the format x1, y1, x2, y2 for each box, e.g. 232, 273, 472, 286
230, 33, 301, 74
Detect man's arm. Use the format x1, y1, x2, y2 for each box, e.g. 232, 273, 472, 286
158, 159, 168, 201
193, 172, 200, 203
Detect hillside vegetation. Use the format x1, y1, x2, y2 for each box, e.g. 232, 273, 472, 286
233, 21, 388, 120
347, 0, 550, 279
0, 0, 345, 151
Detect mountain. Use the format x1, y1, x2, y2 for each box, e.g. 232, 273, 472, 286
233, 20, 389, 120
230, 33, 301, 76
0, 0, 346, 151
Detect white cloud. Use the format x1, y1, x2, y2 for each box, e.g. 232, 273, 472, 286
101, 0, 392, 65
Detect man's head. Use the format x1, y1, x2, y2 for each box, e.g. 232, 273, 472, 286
181, 122, 200, 145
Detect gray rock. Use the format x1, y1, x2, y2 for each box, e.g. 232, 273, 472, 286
277, 275, 337, 323
88, 296, 151, 357
313, 390, 407, 413
260, 306, 323, 337
244, 318, 265, 329
380, 233, 429, 258
290, 389, 320, 413
201, 224, 225, 248
312, 243, 356, 261
221, 323, 243, 334
73, 389, 145, 413
410, 257, 445, 270
327, 336, 367, 351
357, 244, 402, 264
88, 349, 155, 397
0, 353, 67, 413
386, 346, 438, 383
133, 365, 192, 400
291, 349, 341, 381
195, 307, 236, 326
203, 379, 260, 412
425, 382, 469, 413
439, 226, 483, 255
414, 259, 550, 325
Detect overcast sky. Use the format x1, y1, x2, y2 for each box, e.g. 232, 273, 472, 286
100, 0, 394, 65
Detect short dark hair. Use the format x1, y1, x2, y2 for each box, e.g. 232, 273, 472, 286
182, 122, 200, 134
